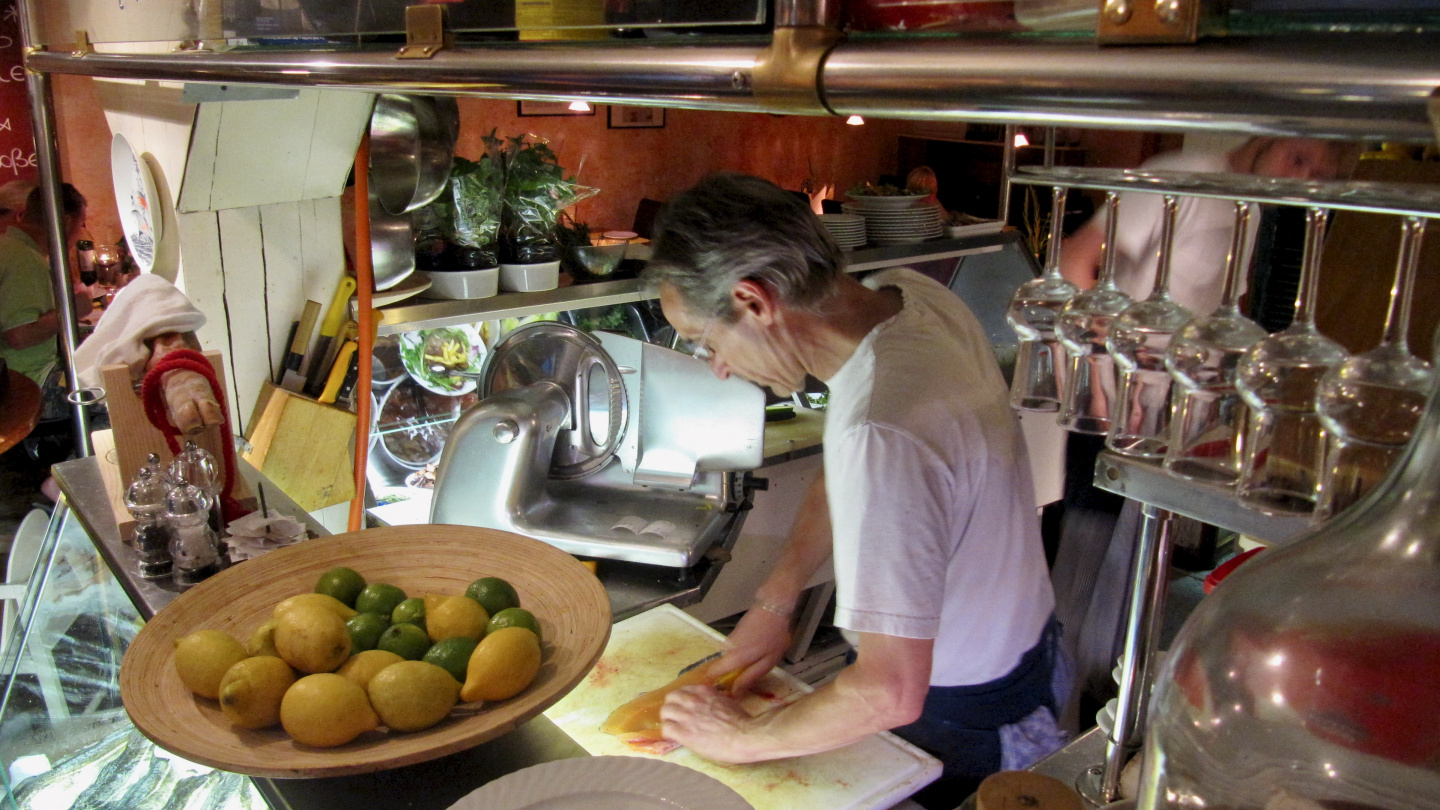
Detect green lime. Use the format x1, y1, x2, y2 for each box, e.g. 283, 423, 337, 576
376, 622, 432, 661
487, 607, 541, 644
345, 612, 390, 655
422, 636, 479, 683
391, 597, 427, 630
314, 566, 367, 608
354, 583, 407, 617
465, 577, 520, 617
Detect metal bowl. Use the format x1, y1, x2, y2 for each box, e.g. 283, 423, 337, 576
369, 94, 458, 216
369, 187, 415, 291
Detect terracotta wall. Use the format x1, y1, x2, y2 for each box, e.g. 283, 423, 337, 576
52, 74, 122, 247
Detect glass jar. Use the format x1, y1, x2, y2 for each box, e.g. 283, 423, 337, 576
124, 454, 174, 580
169, 441, 223, 535
164, 484, 222, 588
1138, 330, 1440, 810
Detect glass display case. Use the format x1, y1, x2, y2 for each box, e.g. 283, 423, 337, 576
0, 506, 267, 808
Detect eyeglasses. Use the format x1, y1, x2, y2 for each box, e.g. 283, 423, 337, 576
690, 317, 717, 361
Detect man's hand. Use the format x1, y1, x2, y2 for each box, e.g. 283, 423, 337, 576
714, 605, 792, 695
660, 684, 762, 763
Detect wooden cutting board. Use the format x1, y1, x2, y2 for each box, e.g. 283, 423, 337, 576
544, 604, 940, 810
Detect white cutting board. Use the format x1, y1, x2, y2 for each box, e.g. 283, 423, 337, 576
544, 604, 941, 810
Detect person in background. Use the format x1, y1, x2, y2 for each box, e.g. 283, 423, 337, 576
1059, 137, 1343, 315
649, 173, 1066, 808
906, 165, 952, 224
0, 183, 93, 409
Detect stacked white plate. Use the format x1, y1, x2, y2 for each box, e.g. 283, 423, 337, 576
818, 213, 867, 250
843, 200, 944, 245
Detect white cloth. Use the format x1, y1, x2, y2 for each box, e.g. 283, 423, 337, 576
73, 273, 206, 390
1086, 149, 1261, 317
824, 268, 1056, 686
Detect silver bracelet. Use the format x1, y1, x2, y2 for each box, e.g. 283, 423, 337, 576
753, 599, 794, 618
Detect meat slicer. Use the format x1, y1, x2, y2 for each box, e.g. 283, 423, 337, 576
430, 322, 765, 568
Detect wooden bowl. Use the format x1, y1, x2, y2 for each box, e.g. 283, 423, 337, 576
119, 524, 611, 778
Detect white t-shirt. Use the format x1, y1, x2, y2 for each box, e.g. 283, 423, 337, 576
1086, 150, 1260, 317
823, 268, 1056, 687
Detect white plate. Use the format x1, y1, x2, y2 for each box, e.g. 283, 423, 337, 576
448, 757, 752, 810
110, 132, 161, 273
373, 272, 433, 307
398, 323, 487, 395
845, 192, 930, 210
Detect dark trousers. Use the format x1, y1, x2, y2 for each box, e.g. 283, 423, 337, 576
880, 616, 1061, 809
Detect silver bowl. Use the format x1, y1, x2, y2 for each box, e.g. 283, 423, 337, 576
369, 94, 458, 216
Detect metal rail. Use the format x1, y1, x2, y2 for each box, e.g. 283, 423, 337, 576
23, 33, 1440, 141
1011, 165, 1440, 217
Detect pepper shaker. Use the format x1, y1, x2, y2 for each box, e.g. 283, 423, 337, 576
169, 441, 223, 536
124, 455, 174, 580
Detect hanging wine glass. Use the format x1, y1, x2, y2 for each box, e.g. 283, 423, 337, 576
1235, 207, 1349, 515
1007, 185, 1079, 412
1137, 325, 1440, 810
1057, 191, 1132, 434
1314, 215, 1434, 522
1106, 194, 1194, 460
1163, 201, 1268, 484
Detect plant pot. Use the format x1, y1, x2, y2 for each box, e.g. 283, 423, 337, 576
423, 267, 500, 300
499, 261, 560, 292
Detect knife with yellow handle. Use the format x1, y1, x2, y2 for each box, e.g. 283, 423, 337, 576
318, 340, 358, 404
303, 276, 358, 397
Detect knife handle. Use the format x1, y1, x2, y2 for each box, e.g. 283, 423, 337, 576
319, 340, 358, 404
320, 277, 358, 338
292, 300, 323, 357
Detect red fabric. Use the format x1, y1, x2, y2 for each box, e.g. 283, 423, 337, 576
139, 349, 249, 523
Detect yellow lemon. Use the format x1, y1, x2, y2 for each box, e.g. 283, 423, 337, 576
173, 630, 248, 699
218, 656, 295, 729
337, 649, 405, 691
426, 595, 488, 644
274, 593, 358, 623
279, 673, 379, 747
460, 627, 541, 703
246, 619, 280, 658
274, 604, 352, 674
367, 660, 460, 732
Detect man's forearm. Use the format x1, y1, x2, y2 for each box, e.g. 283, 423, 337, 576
2, 310, 58, 350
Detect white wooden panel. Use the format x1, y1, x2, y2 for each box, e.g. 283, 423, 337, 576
171, 210, 241, 430
178, 103, 222, 213
299, 197, 347, 305
216, 207, 270, 435
302, 91, 375, 200
208, 92, 319, 210
259, 201, 307, 376
37, 0, 192, 49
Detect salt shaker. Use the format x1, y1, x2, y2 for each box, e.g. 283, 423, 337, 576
164, 483, 222, 588
124, 455, 173, 580
169, 441, 223, 534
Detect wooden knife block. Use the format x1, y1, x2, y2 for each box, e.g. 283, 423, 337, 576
99, 351, 254, 538
242, 382, 356, 512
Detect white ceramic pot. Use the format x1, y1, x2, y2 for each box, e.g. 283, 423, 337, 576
498, 260, 560, 292
423, 267, 499, 300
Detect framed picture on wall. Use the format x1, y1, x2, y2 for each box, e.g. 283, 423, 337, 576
516, 100, 595, 117
608, 105, 666, 129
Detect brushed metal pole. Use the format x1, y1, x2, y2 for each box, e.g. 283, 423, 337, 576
20, 38, 91, 456
1101, 504, 1174, 802
1000, 124, 1017, 223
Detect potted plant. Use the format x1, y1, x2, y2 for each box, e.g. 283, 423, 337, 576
440, 151, 505, 270
492, 131, 597, 290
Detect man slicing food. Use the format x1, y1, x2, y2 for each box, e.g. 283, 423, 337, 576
645, 173, 1067, 808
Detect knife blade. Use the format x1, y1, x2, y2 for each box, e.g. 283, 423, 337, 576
303, 276, 358, 397
280, 299, 322, 392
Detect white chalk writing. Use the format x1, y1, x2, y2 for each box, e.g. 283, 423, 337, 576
0, 148, 35, 175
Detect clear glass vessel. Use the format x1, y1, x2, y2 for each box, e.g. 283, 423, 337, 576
1106, 195, 1194, 460
164, 483, 222, 588
1008, 185, 1080, 412
1315, 216, 1434, 522
1164, 201, 1268, 484
1057, 191, 1133, 435
124, 454, 174, 580
1138, 326, 1440, 810
1236, 207, 1349, 515
169, 440, 223, 534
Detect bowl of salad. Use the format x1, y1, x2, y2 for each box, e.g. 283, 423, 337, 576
398, 324, 487, 395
